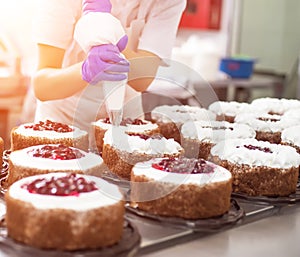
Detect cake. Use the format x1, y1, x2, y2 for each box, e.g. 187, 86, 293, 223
250, 97, 300, 115
11, 120, 89, 151
5, 172, 124, 250
102, 127, 184, 180
234, 112, 300, 144
181, 120, 256, 159
0, 137, 3, 167
150, 105, 216, 143
208, 101, 252, 123
91, 117, 159, 155
210, 138, 300, 196
130, 157, 232, 219
281, 125, 300, 154
7, 144, 104, 186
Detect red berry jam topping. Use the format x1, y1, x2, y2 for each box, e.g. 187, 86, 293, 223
152, 157, 214, 174
237, 144, 273, 153
102, 117, 147, 126
28, 144, 84, 160
24, 120, 73, 133
22, 173, 98, 196
258, 117, 280, 122
128, 133, 163, 140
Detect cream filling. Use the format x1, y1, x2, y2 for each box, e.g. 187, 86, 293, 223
15, 123, 87, 139
132, 159, 232, 186
181, 120, 256, 143
282, 125, 300, 147
208, 101, 252, 116
8, 173, 123, 211
211, 138, 300, 169
103, 127, 183, 154
151, 105, 216, 123
9, 145, 103, 171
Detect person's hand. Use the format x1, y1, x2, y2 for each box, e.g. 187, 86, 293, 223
82, 35, 129, 84
82, 0, 112, 14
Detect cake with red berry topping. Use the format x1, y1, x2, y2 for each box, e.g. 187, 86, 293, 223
7, 144, 104, 186
5, 173, 124, 250
130, 157, 232, 219
208, 101, 252, 123
102, 127, 184, 180
11, 120, 89, 151
234, 112, 300, 144
210, 138, 300, 196
92, 117, 159, 154
181, 120, 256, 159
150, 105, 216, 143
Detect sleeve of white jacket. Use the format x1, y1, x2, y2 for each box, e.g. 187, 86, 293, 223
74, 12, 126, 53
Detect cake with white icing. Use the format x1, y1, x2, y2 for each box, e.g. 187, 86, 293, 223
281, 125, 300, 154
130, 157, 232, 219
102, 127, 184, 180
92, 117, 159, 155
210, 138, 300, 196
5, 173, 124, 250
208, 101, 252, 123
151, 105, 216, 143
11, 120, 89, 151
7, 144, 104, 186
235, 111, 300, 144
250, 97, 300, 115
181, 120, 256, 159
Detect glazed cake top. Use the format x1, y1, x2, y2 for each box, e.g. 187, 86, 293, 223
132, 157, 232, 186
211, 138, 300, 169
8, 173, 123, 211
234, 112, 300, 133
15, 120, 88, 139
281, 125, 300, 147
103, 127, 183, 155
181, 120, 256, 143
250, 97, 300, 115
151, 105, 216, 123
9, 144, 103, 171
92, 117, 158, 133
208, 101, 252, 117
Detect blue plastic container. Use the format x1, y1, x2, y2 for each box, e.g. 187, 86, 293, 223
219, 57, 256, 79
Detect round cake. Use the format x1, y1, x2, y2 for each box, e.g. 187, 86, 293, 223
92, 117, 159, 155
7, 144, 104, 186
5, 173, 124, 250
208, 101, 252, 123
210, 138, 300, 196
281, 125, 300, 154
250, 97, 300, 115
181, 120, 256, 159
11, 120, 89, 151
130, 157, 232, 219
102, 127, 184, 180
234, 112, 300, 144
150, 105, 216, 143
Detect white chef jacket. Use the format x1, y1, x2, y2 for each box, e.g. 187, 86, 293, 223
33, 0, 186, 135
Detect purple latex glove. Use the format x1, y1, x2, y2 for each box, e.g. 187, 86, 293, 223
82, 36, 129, 84
82, 0, 112, 14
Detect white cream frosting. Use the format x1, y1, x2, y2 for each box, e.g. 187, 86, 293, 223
151, 105, 216, 123
251, 97, 300, 114
181, 120, 256, 143
281, 125, 300, 147
9, 145, 103, 171
92, 119, 158, 133
15, 123, 88, 139
132, 158, 232, 186
234, 112, 300, 133
8, 173, 123, 211
103, 127, 183, 154
208, 101, 252, 117
211, 138, 300, 169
